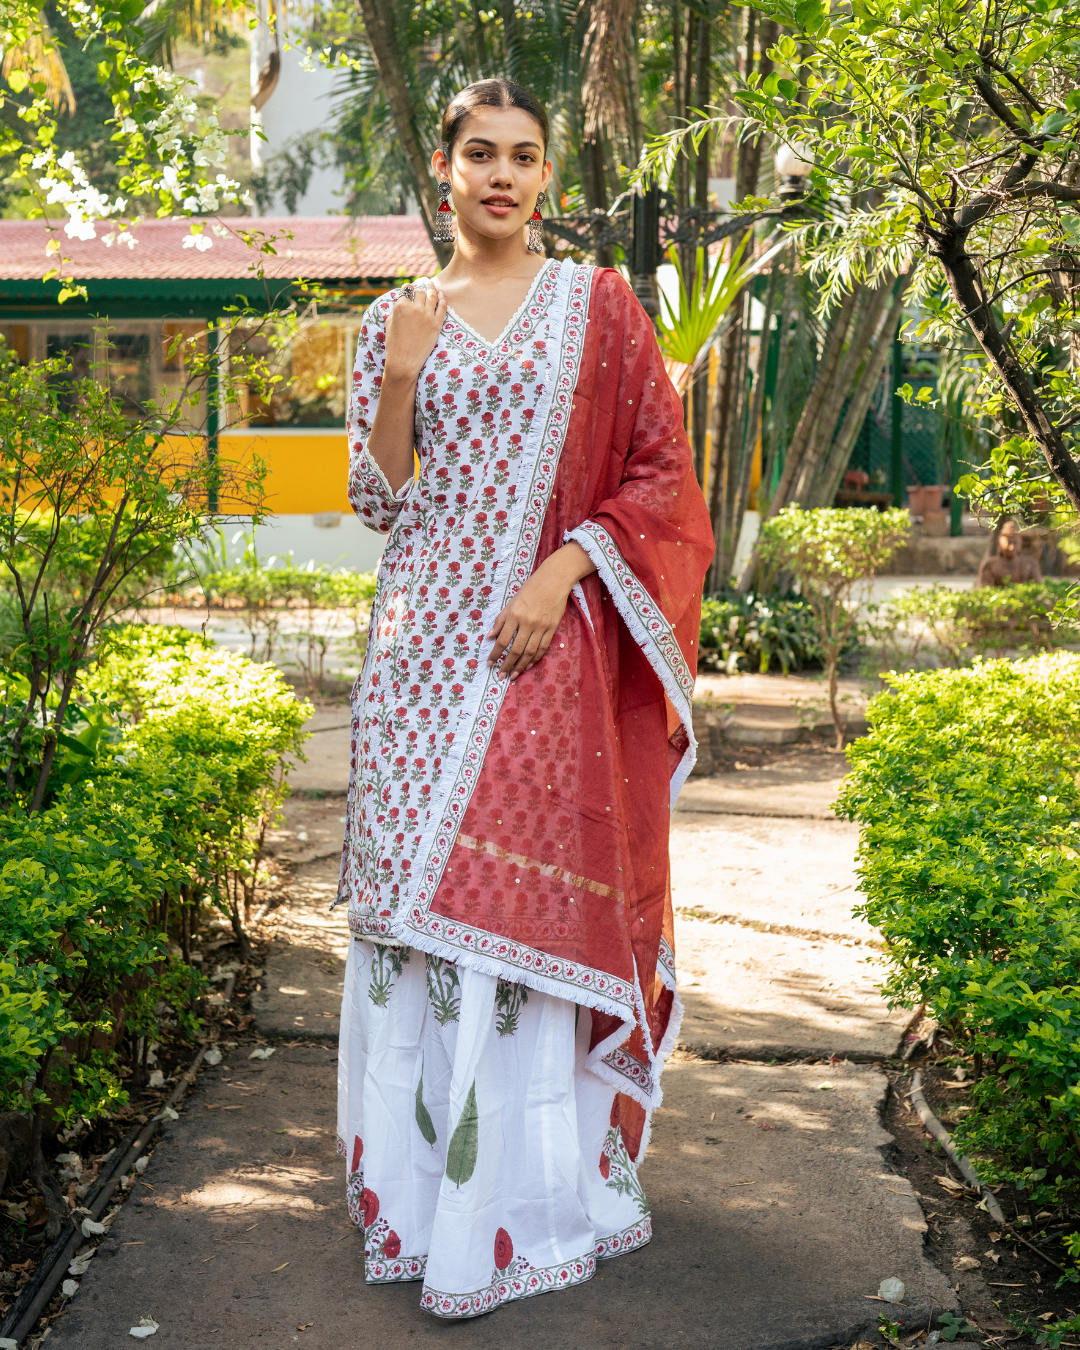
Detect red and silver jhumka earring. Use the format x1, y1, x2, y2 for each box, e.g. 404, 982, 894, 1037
528, 190, 547, 254
434, 180, 454, 243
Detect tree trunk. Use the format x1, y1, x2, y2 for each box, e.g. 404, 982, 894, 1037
30, 1052, 66, 1240
676, 4, 695, 283
930, 227, 1080, 514
736, 18, 775, 202
692, 361, 708, 487
726, 262, 781, 561
792, 280, 896, 503
707, 304, 742, 550
355, 0, 452, 267
812, 273, 913, 507
766, 288, 858, 513
580, 133, 612, 267
623, 17, 643, 166
759, 251, 797, 505
693, 12, 711, 213
735, 288, 859, 593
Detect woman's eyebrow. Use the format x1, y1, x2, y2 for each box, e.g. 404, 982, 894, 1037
462, 136, 542, 151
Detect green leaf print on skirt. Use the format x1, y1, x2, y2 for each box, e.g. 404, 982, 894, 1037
368, 944, 410, 1007
495, 978, 529, 1037
425, 954, 461, 1025
415, 1067, 437, 1146
445, 1080, 478, 1187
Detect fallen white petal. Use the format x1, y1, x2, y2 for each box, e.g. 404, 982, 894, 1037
203, 1047, 222, 1066
129, 1318, 159, 1338
81, 1219, 107, 1237
135, 1156, 149, 1173
62, 1279, 79, 1297
148, 1070, 165, 1088
248, 1047, 275, 1060
155, 1107, 179, 1122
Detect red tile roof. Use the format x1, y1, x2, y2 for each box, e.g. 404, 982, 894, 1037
0, 215, 437, 282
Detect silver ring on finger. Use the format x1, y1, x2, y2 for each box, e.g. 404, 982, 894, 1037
401, 284, 414, 302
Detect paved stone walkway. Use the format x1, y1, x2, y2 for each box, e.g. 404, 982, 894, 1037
48, 1048, 954, 1350
46, 695, 959, 1350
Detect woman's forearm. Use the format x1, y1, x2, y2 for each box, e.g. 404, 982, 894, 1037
367, 371, 419, 494
534, 540, 597, 591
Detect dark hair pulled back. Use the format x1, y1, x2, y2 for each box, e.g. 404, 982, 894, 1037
440, 79, 550, 160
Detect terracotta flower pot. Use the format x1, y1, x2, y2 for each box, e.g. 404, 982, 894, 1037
907, 485, 945, 516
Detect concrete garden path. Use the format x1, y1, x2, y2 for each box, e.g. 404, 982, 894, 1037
46, 705, 958, 1350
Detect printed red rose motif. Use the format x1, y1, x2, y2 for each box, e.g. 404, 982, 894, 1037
360, 1187, 379, 1228
351, 1135, 363, 1173
599, 1152, 610, 1180
383, 1230, 401, 1259
610, 1095, 621, 1128
493, 1227, 514, 1271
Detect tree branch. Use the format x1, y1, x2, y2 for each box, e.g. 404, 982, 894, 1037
980, 55, 1046, 115
971, 71, 1040, 141
1007, 180, 1080, 205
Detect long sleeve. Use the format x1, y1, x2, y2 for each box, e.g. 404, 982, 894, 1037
347, 292, 415, 534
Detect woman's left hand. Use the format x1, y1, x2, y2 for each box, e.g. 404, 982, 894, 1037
486, 541, 596, 679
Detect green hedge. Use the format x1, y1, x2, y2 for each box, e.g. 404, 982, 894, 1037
1, 626, 309, 1127
837, 653, 1080, 1204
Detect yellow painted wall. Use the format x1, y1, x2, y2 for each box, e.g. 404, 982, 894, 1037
218, 430, 351, 514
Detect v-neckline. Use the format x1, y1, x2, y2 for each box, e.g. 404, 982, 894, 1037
444, 259, 555, 351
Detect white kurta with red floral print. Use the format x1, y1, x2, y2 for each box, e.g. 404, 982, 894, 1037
336, 261, 654, 1317
338, 262, 562, 934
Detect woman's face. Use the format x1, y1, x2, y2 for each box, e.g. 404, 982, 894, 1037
432, 105, 552, 247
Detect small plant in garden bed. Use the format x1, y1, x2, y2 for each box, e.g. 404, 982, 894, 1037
698, 591, 822, 675
757, 506, 910, 747
188, 528, 377, 689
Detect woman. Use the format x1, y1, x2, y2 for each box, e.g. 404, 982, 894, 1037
336, 77, 713, 1319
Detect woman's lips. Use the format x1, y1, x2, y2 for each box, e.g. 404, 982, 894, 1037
482, 200, 515, 216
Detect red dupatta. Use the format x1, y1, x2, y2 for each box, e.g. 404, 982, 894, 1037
393, 266, 714, 1157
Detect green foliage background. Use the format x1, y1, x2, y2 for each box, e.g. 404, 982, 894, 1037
838, 653, 1080, 1204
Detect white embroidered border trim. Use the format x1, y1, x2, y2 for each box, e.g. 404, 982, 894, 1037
565, 522, 697, 809
421, 1251, 595, 1320
419, 1215, 651, 1320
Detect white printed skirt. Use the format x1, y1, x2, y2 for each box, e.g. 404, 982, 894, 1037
336, 937, 652, 1318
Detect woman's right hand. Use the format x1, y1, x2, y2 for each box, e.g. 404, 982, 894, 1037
384, 283, 448, 382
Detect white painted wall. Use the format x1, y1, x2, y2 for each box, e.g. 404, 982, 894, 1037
242, 513, 385, 573
250, 8, 346, 217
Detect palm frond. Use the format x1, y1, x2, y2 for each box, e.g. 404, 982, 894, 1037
2, 23, 76, 114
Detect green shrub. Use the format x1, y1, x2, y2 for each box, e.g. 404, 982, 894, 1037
758, 506, 911, 745
88, 625, 311, 943
837, 653, 1080, 1205
1, 624, 310, 1228
0, 348, 264, 813
698, 591, 822, 674
866, 579, 1079, 672
0, 784, 204, 1120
